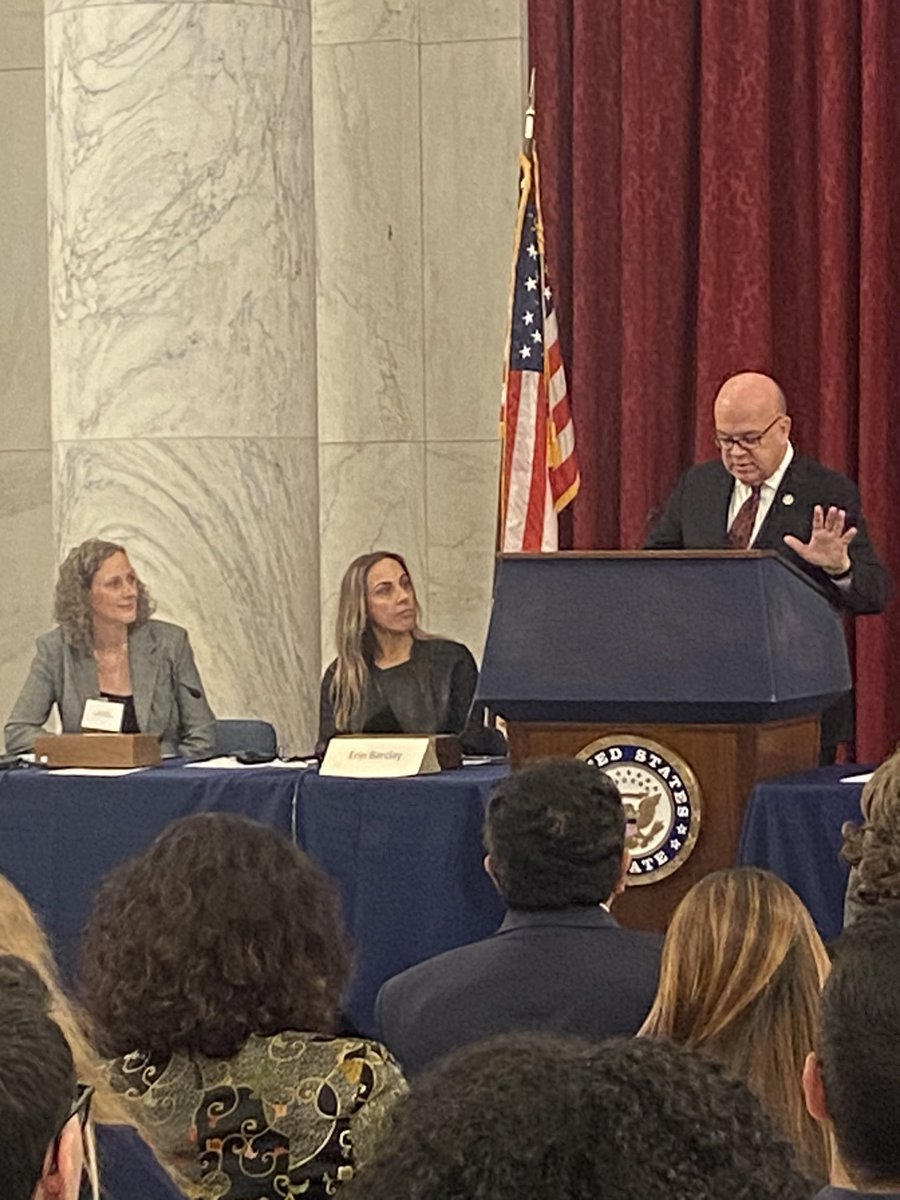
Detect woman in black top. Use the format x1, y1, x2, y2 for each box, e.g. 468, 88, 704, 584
318, 551, 481, 746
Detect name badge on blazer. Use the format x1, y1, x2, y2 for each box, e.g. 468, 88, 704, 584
81, 698, 125, 733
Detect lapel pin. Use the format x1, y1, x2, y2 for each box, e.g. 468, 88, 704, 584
782, 494, 794, 506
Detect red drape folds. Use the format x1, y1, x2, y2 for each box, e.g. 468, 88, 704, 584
530, 0, 900, 761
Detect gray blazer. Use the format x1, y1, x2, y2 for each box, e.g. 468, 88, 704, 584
4, 619, 215, 758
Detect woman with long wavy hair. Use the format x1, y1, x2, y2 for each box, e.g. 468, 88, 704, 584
318, 551, 482, 748
640, 867, 830, 1188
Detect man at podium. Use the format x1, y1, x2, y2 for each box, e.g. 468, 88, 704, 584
646, 371, 888, 758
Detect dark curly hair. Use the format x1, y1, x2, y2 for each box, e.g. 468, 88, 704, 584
841, 748, 900, 906
484, 758, 625, 909
345, 1033, 810, 1200
79, 814, 352, 1060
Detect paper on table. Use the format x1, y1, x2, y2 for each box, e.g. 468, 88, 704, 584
183, 757, 314, 770
840, 772, 873, 783
46, 767, 144, 777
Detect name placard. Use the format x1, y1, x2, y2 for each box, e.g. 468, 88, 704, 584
82, 697, 125, 732
320, 735, 441, 778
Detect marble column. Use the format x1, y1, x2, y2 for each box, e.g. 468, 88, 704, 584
313, 0, 524, 665
46, 0, 319, 752
0, 0, 55, 723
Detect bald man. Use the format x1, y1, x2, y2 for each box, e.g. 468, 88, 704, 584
646, 372, 888, 757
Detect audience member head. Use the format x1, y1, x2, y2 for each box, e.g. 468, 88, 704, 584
80, 813, 351, 1060
345, 1032, 809, 1200
713, 370, 791, 487
0, 954, 93, 1200
0, 874, 127, 1126
804, 907, 900, 1191
841, 747, 900, 908
331, 550, 423, 729
484, 758, 627, 910
640, 866, 830, 1183
54, 538, 154, 650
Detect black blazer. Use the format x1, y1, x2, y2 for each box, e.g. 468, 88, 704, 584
375, 907, 663, 1076
646, 454, 888, 615
318, 637, 478, 743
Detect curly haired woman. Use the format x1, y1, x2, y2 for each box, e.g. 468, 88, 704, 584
842, 748, 900, 925
79, 813, 405, 1200
4, 537, 214, 757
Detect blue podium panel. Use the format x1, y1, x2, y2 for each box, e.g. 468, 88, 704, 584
478, 552, 850, 723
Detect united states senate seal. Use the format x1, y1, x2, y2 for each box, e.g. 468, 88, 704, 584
576, 735, 702, 885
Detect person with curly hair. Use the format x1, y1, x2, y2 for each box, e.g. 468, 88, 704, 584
639, 866, 830, 1189
342, 1032, 811, 1200
840, 748, 900, 925
4, 537, 214, 758
79, 813, 406, 1200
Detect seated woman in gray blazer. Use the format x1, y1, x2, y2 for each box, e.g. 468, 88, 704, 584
4, 538, 215, 758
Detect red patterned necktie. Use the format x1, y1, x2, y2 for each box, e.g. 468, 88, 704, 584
728, 486, 762, 549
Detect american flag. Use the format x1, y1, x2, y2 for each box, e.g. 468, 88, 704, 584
499, 147, 579, 552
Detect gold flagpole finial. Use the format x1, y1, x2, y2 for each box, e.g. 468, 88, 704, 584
523, 68, 536, 153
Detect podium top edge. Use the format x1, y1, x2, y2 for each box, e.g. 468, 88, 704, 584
497, 550, 779, 561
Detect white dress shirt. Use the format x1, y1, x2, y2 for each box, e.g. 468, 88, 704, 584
726, 443, 794, 546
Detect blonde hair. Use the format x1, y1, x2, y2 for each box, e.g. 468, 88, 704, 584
841, 747, 900, 906
640, 868, 830, 1185
54, 538, 154, 651
329, 551, 423, 731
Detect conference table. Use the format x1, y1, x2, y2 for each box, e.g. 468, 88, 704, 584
738, 765, 868, 941
0, 759, 506, 1037
0, 758, 866, 1043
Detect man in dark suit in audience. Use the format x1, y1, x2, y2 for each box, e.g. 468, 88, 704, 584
646, 371, 888, 759
803, 909, 900, 1200
375, 759, 662, 1076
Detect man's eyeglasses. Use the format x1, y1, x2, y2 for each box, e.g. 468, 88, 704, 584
714, 414, 782, 451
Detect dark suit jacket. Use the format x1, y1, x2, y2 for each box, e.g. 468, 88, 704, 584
646, 455, 888, 615
375, 906, 663, 1076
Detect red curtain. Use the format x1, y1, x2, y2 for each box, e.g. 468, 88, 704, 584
530, 0, 900, 761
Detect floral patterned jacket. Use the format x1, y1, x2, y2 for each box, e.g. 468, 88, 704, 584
108, 1032, 407, 1199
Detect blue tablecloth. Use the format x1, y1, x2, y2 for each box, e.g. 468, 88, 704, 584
738, 765, 869, 941
0, 761, 508, 1036
295, 765, 507, 1035
0, 762, 299, 984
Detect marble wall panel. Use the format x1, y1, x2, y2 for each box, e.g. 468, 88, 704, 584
0, 70, 50, 452
419, 0, 522, 44
0, 0, 43, 70
47, 0, 309, 12
421, 39, 523, 443
425, 439, 499, 659
318, 440, 426, 663
314, 40, 423, 444
45, 3, 315, 443
311, 0, 416, 46
0, 451, 55, 743
54, 436, 321, 753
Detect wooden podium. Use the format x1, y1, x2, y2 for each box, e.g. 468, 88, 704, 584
477, 551, 851, 931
